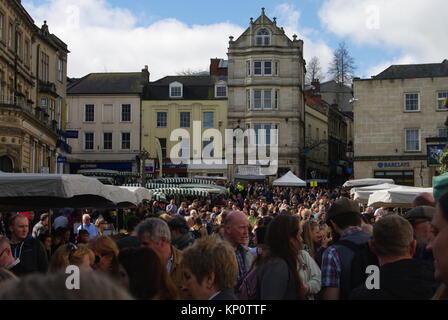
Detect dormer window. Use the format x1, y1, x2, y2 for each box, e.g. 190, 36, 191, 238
256, 29, 271, 46
169, 82, 183, 98
215, 81, 227, 98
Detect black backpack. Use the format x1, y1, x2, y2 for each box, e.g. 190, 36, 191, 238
336, 240, 379, 299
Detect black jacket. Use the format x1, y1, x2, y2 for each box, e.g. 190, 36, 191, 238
211, 288, 238, 300
349, 258, 436, 300
10, 237, 48, 277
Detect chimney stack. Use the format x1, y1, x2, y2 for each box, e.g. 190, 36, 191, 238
141, 65, 150, 83
311, 79, 320, 93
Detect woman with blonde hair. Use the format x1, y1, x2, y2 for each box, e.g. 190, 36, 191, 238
301, 209, 312, 221
88, 236, 120, 279
49, 243, 95, 273
95, 219, 107, 236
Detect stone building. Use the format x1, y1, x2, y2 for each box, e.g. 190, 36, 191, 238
141, 59, 228, 178
353, 60, 448, 186
226, 8, 306, 181
66, 69, 149, 174
0, 0, 68, 173
304, 82, 329, 181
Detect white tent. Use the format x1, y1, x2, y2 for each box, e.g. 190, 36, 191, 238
351, 183, 400, 203
368, 186, 433, 208
343, 178, 395, 188
0, 173, 117, 210
272, 171, 306, 187
118, 186, 152, 204
104, 185, 138, 207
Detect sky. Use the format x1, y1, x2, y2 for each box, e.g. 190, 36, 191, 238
23, 0, 448, 82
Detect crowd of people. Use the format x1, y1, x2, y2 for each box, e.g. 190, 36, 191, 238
0, 182, 447, 300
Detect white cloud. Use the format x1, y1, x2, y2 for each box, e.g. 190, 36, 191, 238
319, 0, 448, 77
23, 0, 244, 80
272, 3, 334, 81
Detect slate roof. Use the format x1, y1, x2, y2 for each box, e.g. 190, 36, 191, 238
67, 73, 145, 95
320, 80, 352, 93
373, 60, 448, 80
143, 75, 226, 100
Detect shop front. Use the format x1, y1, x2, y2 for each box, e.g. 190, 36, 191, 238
354, 158, 431, 187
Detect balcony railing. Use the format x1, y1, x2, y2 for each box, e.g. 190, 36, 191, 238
39, 80, 58, 95
0, 96, 58, 134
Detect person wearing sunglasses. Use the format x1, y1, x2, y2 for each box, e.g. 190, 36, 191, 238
404, 206, 435, 262
88, 236, 120, 279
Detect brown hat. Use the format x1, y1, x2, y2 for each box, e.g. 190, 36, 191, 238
404, 206, 435, 222
326, 197, 360, 221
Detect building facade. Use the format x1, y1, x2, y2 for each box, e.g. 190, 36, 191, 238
328, 104, 349, 186
66, 69, 149, 174
227, 8, 306, 181
141, 68, 228, 178
304, 82, 329, 182
304, 103, 329, 181
33, 21, 70, 173
0, 0, 67, 173
353, 60, 448, 187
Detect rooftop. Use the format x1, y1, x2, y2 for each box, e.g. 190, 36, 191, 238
67, 72, 146, 95
372, 59, 448, 80
143, 75, 227, 100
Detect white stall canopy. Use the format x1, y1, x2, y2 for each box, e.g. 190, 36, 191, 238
273, 171, 306, 187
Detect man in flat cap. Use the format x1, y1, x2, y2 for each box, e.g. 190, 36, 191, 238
404, 206, 435, 262
321, 197, 372, 300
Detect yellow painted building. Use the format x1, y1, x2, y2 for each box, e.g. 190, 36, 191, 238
142, 75, 228, 178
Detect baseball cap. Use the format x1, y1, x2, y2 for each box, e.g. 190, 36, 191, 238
433, 174, 448, 201
326, 197, 360, 221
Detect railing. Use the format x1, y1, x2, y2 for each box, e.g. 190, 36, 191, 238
39, 80, 58, 95
0, 96, 58, 133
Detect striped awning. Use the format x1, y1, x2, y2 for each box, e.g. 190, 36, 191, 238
151, 192, 167, 202
78, 169, 140, 178
151, 188, 210, 197
152, 178, 215, 185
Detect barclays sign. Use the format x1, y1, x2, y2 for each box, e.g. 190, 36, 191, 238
377, 162, 410, 168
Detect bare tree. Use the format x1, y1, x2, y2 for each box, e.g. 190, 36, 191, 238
328, 42, 356, 86
305, 56, 323, 84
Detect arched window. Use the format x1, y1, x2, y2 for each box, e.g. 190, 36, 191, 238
256, 29, 271, 46
0, 155, 14, 172
169, 82, 183, 98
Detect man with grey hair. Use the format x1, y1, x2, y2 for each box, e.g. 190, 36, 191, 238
350, 215, 436, 299
136, 217, 186, 298
76, 214, 99, 240
223, 210, 254, 290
